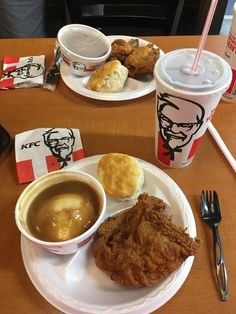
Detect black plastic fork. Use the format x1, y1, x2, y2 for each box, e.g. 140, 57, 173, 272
201, 190, 228, 301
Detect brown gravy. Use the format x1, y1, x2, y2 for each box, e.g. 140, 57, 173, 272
27, 180, 100, 242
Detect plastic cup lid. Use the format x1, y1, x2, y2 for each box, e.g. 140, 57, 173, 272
155, 49, 232, 92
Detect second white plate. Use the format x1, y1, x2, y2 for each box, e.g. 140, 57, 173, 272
60, 35, 164, 101
21, 155, 197, 314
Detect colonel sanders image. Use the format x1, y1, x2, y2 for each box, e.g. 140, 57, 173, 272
43, 128, 75, 169
2, 62, 44, 79
157, 93, 205, 166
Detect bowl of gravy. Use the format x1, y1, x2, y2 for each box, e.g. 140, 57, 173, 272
15, 170, 106, 254
57, 24, 111, 76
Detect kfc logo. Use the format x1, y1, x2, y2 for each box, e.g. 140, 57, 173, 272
157, 93, 205, 165
43, 128, 75, 169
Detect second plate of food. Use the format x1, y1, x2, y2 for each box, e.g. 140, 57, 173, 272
21, 155, 197, 314
60, 35, 164, 101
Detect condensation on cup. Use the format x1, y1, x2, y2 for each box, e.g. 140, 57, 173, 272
222, 2, 236, 102
154, 49, 232, 168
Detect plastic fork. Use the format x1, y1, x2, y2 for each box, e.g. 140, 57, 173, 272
201, 190, 228, 301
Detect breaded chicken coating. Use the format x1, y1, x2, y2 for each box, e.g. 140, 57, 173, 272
124, 43, 160, 78
93, 193, 200, 287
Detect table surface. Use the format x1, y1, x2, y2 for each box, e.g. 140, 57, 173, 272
0, 35, 235, 314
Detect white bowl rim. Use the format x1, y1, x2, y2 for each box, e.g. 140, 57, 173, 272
57, 23, 111, 61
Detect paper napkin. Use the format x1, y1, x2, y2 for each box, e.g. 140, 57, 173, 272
15, 128, 85, 184
0, 55, 45, 89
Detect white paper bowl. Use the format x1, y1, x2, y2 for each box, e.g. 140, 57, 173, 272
57, 24, 111, 76
15, 170, 106, 255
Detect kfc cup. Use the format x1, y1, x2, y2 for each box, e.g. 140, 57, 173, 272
154, 49, 232, 168
222, 2, 236, 103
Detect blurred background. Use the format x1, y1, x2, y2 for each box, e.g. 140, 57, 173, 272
220, 0, 234, 34
0, 0, 234, 38
45, 0, 234, 36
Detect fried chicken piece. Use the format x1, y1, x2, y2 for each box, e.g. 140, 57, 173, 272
124, 43, 160, 78
109, 39, 138, 63
93, 193, 200, 287
128, 38, 139, 49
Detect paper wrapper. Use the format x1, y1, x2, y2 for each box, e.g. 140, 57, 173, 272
15, 128, 85, 184
0, 55, 45, 89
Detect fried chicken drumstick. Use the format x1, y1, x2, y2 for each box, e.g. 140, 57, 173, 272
93, 193, 200, 287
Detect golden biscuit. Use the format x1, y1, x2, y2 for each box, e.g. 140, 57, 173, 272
88, 60, 128, 92
97, 153, 144, 200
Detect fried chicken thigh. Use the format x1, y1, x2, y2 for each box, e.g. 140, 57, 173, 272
93, 193, 200, 287
109, 39, 159, 78
124, 43, 160, 78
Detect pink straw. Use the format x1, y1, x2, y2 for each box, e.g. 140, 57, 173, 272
192, 0, 218, 72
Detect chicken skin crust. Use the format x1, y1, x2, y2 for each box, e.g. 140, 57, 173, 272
124, 43, 160, 78
93, 193, 200, 287
109, 39, 137, 63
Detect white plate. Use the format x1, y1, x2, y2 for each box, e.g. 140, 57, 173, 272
21, 155, 197, 314
60, 35, 164, 101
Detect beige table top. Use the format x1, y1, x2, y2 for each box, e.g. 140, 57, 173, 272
0, 35, 235, 314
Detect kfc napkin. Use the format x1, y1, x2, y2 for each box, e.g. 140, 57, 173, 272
15, 128, 85, 184
0, 55, 45, 89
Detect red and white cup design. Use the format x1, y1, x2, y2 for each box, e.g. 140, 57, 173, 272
154, 49, 232, 168
222, 2, 236, 103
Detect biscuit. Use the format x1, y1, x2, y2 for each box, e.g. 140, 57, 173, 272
97, 153, 144, 200
88, 60, 128, 92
